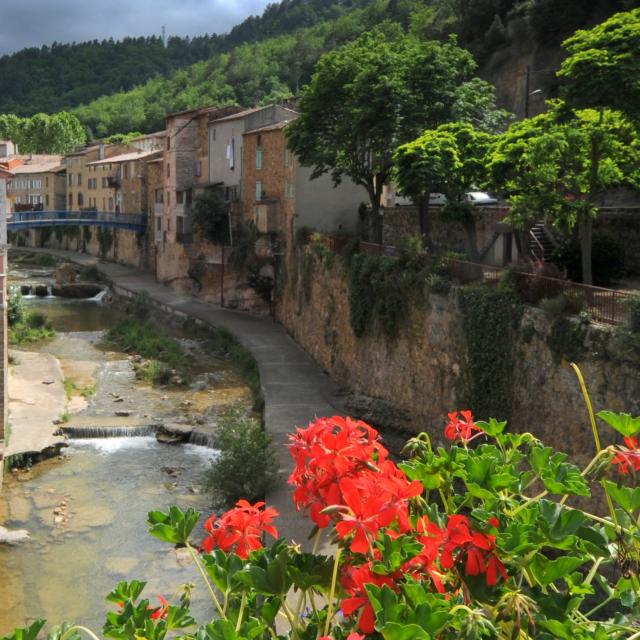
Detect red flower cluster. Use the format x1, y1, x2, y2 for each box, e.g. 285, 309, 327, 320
288, 416, 422, 553
201, 500, 279, 559
444, 410, 482, 443
149, 595, 169, 620
612, 436, 640, 475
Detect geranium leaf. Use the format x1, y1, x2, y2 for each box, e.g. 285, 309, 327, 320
597, 411, 640, 437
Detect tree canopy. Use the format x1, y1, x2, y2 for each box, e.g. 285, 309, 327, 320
394, 122, 493, 254
0, 112, 86, 154
489, 105, 640, 283
287, 30, 508, 241
558, 8, 640, 123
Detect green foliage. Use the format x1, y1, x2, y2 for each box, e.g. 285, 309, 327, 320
103, 131, 144, 145
457, 286, 523, 422
203, 409, 279, 506
134, 360, 174, 386
348, 248, 429, 338
8, 293, 55, 345
552, 236, 626, 286
97, 227, 114, 259
624, 297, 640, 334
546, 315, 589, 365
79, 264, 107, 283
105, 319, 185, 369
559, 8, 640, 123
191, 191, 231, 245
0, 112, 86, 154
490, 104, 640, 283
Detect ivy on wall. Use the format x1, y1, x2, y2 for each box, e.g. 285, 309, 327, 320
457, 286, 523, 422
97, 227, 113, 258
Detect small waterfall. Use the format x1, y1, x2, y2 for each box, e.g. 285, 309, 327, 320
90, 289, 107, 302
46, 284, 54, 298
188, 431, 216, 448
62, 425, 157, 439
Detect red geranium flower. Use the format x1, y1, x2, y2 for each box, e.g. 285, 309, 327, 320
201, 500, 279, 559
612, 436, 640, 475
149, 595, 169, 620
444, 411, 482, 444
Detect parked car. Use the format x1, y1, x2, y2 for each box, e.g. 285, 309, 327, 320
429, 193, 447, 206
465, 191, 498, 205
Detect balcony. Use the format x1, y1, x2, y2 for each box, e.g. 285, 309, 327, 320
107, 176, 120, 189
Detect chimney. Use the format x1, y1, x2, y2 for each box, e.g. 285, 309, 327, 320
99, 143, 105, 160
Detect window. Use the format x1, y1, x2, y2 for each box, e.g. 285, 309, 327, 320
69, 193, 73, 208
155, 189, 163, 204
195, 160, 201, 177
256, 146, 263, 170
46, 195, 49, 208
103, 198, 106, 210
68, 174, 72, 187
156, 217, 162, 231
77, 173, 82, 186
284, 148, 290, 167
166, 191, 171, 206
108, 197, 114, 210
176, 191, 184, 205
285, 180, 295, 200
78, 193, 84, 207
167, 137, 171, 150
122, 164, 128, 180
166, 163, 171, 178
255, 180, 263, 201
46, 177, 49, 188
102, 177, 108, 188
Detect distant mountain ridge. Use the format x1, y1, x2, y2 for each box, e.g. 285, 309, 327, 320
0, 0, 372, 118
1, 0, 634, 137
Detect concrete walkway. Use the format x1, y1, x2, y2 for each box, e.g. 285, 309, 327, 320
13, 249, 345, 547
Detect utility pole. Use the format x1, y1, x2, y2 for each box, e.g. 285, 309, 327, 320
524, 65, 530, 119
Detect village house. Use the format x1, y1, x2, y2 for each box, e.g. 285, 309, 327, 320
241, 116, 364, 250
86, 148, 162, 214
6, 160, 66, 211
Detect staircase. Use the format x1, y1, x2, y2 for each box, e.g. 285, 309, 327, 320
529, 222, 557, 261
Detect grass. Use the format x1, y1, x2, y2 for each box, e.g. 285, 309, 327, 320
133, 359, 174, 386
63, 378, 77, 400
81, 384, 97, 398
9, 312, 55, 345
60, 411, 70, 423
105, 319, 185, 369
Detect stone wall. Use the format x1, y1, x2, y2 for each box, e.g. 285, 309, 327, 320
277, 249, 640, 468
13, 226, 148, 270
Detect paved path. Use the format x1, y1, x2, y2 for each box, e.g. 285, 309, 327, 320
13, 249, 344, 548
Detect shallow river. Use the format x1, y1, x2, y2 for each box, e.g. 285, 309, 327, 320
0, 261, 252, 634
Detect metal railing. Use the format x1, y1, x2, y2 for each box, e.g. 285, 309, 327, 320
449, 258, 637, 326
8, 210, 148, 232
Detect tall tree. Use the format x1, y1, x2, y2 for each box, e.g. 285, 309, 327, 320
394, 122, 493, 256
0, 112, 86, 154
558, 8, 640, 123
489, 105, 640, 284
287, 30, 505, 242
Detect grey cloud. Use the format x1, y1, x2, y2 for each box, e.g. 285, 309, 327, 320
0, 0, 272, 54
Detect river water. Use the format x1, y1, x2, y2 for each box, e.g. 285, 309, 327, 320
0, 259, 253, 634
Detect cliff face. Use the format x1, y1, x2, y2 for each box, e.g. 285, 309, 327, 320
477, 2, 632, 119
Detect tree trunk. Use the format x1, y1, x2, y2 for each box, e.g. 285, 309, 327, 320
417, 194, 431, 248
462, 220, 479, 261
369, 184, 383, 245
578, 214, 593, 285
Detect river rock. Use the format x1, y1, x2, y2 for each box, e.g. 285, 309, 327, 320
51, 283, 102, 299
115, 410, 131, 417
0, 526, 30, 544
156, 431, 184, 445
55, 263, 77, 286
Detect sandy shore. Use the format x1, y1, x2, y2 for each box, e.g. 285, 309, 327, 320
6, 350, 67, 458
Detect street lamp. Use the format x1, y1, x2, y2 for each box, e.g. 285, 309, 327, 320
523, 66, 558, 118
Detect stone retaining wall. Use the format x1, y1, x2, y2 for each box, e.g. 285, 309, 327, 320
276, 249, 640, 469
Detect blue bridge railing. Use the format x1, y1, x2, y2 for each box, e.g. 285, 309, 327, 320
8, 210, 148, 233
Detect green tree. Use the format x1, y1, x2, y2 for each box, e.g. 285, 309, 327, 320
394, 122, 493, 255
0, 111, 86, 153
489, 105, 640, 284
191, 191, 231, 244
558, 8, 640, 123
287, 30, 505, 242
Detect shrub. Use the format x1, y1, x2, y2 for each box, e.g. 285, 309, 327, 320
27, 312, 47, 329
134, 360, 174, 386
553, 236, 626, 285
191, 191, 231, 244
7, 288, 25, 326
203, 409, 279, 505
625, 297, 640, 334
105, 319, 184, 369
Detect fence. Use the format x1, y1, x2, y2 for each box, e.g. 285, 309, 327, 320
449, 259, 637, 326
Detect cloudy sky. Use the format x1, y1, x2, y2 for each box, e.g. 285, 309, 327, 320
0, 0, 273, 55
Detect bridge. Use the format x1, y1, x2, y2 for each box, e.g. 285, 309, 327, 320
8, 210, 148, 233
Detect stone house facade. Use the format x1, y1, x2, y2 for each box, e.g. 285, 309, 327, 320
7, 161, 66, 211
